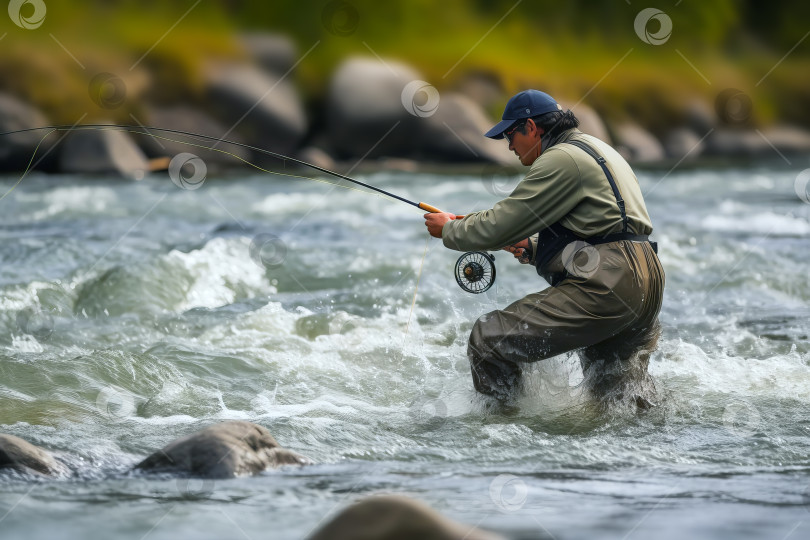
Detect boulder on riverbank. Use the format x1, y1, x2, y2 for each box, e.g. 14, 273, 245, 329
134, 421, 309, 479
0, 93, 53, 172
308, 495, 505, 540
58, 126, 150, 179
204, 63, 307, 160
0, 434, 65, 477
136, 105, 251, 170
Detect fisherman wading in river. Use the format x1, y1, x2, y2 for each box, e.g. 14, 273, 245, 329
424, 90, 665, 407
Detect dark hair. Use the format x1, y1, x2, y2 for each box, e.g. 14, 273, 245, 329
517, 109, 579, 137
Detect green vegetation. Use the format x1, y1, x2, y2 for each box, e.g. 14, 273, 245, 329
2, 0, 808, 127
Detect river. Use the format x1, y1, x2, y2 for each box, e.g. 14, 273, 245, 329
1, 164, 809, 539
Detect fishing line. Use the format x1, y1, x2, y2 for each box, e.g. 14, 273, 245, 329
0, 124, 448, 213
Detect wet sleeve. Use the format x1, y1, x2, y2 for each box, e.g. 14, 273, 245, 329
441, 150, 583, 251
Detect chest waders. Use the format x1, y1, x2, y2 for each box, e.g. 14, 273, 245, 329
532, 139, 658, 286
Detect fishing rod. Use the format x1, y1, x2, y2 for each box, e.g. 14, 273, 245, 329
0, 123, 498, 293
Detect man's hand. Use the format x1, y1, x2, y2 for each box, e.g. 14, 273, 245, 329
423, 212, 456, 238
502, 238, 531, 264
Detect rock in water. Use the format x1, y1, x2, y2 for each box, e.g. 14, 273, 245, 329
0, 434, 64, 476
308, 496, 505, 540
134, 421, 309, 479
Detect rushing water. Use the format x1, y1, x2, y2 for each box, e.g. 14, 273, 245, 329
1, 164, 809, 540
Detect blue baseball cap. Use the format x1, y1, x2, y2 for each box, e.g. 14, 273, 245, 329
485, 90, 562, 139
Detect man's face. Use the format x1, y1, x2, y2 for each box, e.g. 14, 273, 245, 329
506, 119, 544, 166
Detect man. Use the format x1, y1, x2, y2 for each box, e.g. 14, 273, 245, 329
424, 90, 665, 407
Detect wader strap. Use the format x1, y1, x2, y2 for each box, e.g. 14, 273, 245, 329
566, 140, 629, 234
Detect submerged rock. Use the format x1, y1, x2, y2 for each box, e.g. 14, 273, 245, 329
308, 495, 505, 540
0, 434, 65, 476
134, 421, 309, 479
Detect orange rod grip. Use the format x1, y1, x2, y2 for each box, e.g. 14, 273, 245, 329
418, 202, 442, 213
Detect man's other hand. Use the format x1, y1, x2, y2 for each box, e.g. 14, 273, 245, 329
503, 238, 531, 264
424, 212, 456, 238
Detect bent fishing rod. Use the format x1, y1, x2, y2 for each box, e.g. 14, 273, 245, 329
0, 123, 498, 293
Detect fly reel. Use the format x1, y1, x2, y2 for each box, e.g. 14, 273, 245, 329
455, 251, 496, 294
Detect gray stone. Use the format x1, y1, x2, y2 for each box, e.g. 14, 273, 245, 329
453, 71, 504, 109
757, 125, 810, 154
612, 122, 665, 163
418, 93, 514, 165
559, 101, 611, 144
134, 421, 309, 479
0, 93, 52, 172
205, 63, 307, 158
325, 57, 423, 159
703, 129, 771, 157
683, 98, 716, 133
662, 128, 705, 160
59, 126, 149, 178
137, 105, 251, 169
0, 434, 64, 476
308, 495, 505, 540
239, 33, 298, 76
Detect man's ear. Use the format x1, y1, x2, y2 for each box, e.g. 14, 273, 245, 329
528, 118, 544, 137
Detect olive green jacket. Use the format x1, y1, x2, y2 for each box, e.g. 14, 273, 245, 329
441, 128, 653, 263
